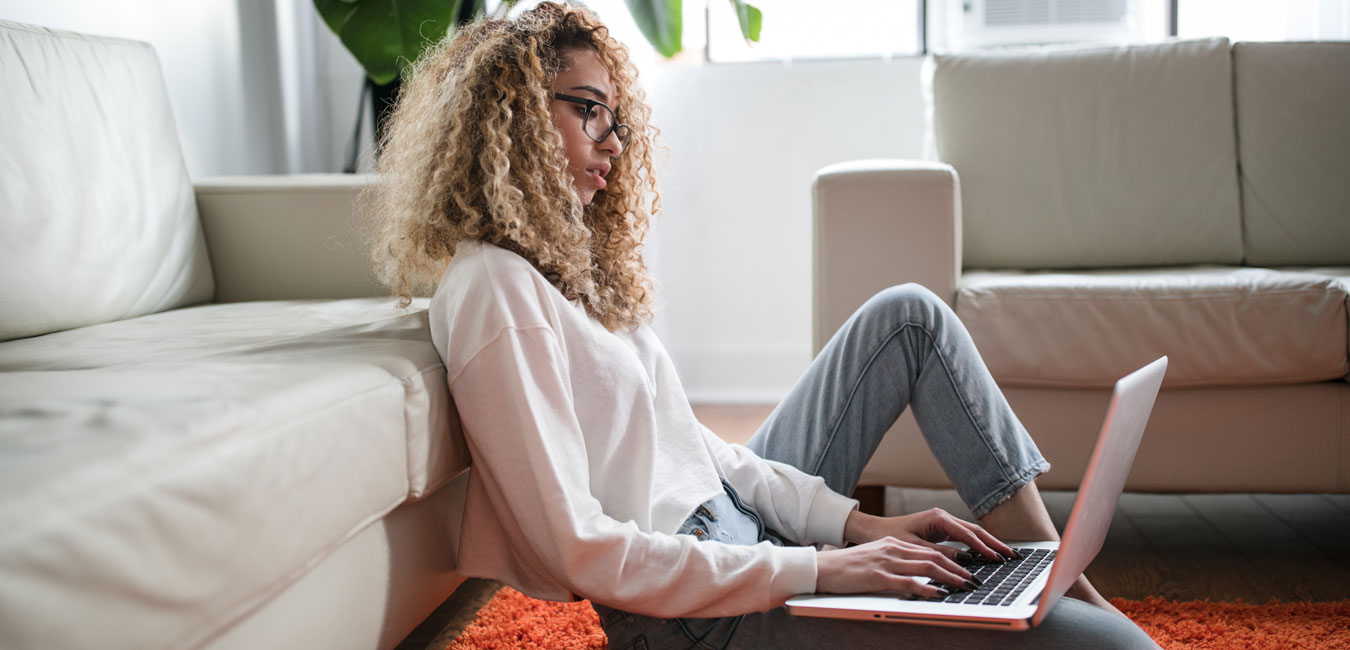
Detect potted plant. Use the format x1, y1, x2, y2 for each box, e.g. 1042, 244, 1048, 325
313, 0, 761, 171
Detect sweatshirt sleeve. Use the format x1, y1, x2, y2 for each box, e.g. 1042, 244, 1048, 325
448, 325, 819, 618
698, 425, 859, 548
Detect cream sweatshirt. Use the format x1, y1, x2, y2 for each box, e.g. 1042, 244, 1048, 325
428, 240, 858, 619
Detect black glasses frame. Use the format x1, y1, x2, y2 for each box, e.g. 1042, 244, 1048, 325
552, 93, 631, 146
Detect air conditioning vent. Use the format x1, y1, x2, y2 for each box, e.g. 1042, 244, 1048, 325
940, 0, 1144, 49
984, 0, 1129, 27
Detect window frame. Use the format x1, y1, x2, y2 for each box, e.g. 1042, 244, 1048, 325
701, 0, 1183, 63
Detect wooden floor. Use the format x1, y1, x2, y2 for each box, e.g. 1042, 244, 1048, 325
396, 403, 1350, 649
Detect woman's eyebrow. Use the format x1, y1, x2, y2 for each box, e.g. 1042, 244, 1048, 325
568, 85, 609, 102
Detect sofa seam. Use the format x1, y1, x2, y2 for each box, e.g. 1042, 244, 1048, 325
1230, 39, 1251, 267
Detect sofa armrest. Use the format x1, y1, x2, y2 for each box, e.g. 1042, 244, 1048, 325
812, 160, 962, 355
195, 174, 387, 303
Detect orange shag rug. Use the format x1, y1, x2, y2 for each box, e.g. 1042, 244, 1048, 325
446, 588, 1350, 650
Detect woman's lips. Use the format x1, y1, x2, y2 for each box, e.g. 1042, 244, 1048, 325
587, 168, 607, 190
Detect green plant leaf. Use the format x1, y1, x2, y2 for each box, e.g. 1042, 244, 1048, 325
313, 0, 355, 36
625, 0, 682, 58
730, 0, 761, 42
313, 0, 462, 84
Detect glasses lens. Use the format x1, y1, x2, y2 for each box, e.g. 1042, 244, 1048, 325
583, 102, 615, 142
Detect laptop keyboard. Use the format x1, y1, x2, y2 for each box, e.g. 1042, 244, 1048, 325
917, 547, 1056, 606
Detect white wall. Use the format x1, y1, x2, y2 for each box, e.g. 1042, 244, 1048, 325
643, 58, 929, 402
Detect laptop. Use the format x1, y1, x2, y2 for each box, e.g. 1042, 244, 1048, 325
785, 356, 1167, 631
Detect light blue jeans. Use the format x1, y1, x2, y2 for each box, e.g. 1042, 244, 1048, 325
594, 285, 1159, 649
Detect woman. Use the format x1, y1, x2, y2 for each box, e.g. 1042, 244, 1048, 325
367, 3, 1158, 648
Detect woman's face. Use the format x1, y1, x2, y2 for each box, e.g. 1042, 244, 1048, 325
549, 47, 624, 205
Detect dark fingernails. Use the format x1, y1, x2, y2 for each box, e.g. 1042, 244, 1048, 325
963, 579, 980, 591
956, 551, 974, 564
967, 575, 984, 587
935, 588, 951, 598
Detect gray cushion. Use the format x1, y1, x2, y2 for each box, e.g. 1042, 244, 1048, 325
1235, 42, 1350, 266
932, 38, 1243, 269
956, 267, 1348, 388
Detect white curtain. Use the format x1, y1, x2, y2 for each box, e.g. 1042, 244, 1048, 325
274, 0, 374, 174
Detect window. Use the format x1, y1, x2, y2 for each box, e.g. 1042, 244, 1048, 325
705, 0, 924, 62
501, 0, 1349, 64
927, 0, 1171, 52
1178, 0, 1350, 41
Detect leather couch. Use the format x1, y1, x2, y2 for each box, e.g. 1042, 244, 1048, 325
0, 21, 468, 650
813, 38, 1350, 495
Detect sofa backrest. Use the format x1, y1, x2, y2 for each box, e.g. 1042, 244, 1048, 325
1234, 41, 1350, 267
931, 38, 1244, 270
0, 21, 213, 342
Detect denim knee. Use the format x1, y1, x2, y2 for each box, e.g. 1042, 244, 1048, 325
860, 283, 948, 331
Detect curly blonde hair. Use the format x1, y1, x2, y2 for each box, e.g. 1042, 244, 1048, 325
365, 1, 659, 332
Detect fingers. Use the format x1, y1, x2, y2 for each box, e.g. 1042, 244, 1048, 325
877, 539, 974, 591
923, 509, 1018, 561
822, 538, 990, 597
955, 519, 1020, 560
897, 558, 975, 593
918, 538, 982, 566
876, 570, 963, 599
919, 544, 975, 583
898, 576, 951, 599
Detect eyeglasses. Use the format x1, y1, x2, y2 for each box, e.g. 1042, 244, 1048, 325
553, 93, 631, 146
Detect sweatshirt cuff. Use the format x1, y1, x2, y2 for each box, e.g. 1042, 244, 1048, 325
803, 487, 859, 547
772, 545, 820, 600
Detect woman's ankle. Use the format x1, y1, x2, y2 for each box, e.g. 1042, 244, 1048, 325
1067, 575, 1126, 617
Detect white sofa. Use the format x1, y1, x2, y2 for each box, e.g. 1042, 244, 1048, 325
0, 21, 469, 650
814, 38, 1350, 495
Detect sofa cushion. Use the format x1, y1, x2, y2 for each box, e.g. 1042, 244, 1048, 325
0, 21, 213, 342
1235, 42, 1350, 266
931, 38, 1243, 269
0, 299, 463, 650
956, 267, 1348, 388
1290, 267, 1350, 372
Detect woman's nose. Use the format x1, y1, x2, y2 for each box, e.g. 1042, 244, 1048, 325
598, 130, 623, 157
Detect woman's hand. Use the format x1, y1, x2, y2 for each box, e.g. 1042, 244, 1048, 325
814, 507, 1021, 597
815, 537, 976, 597
844, 507, 1018, 564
